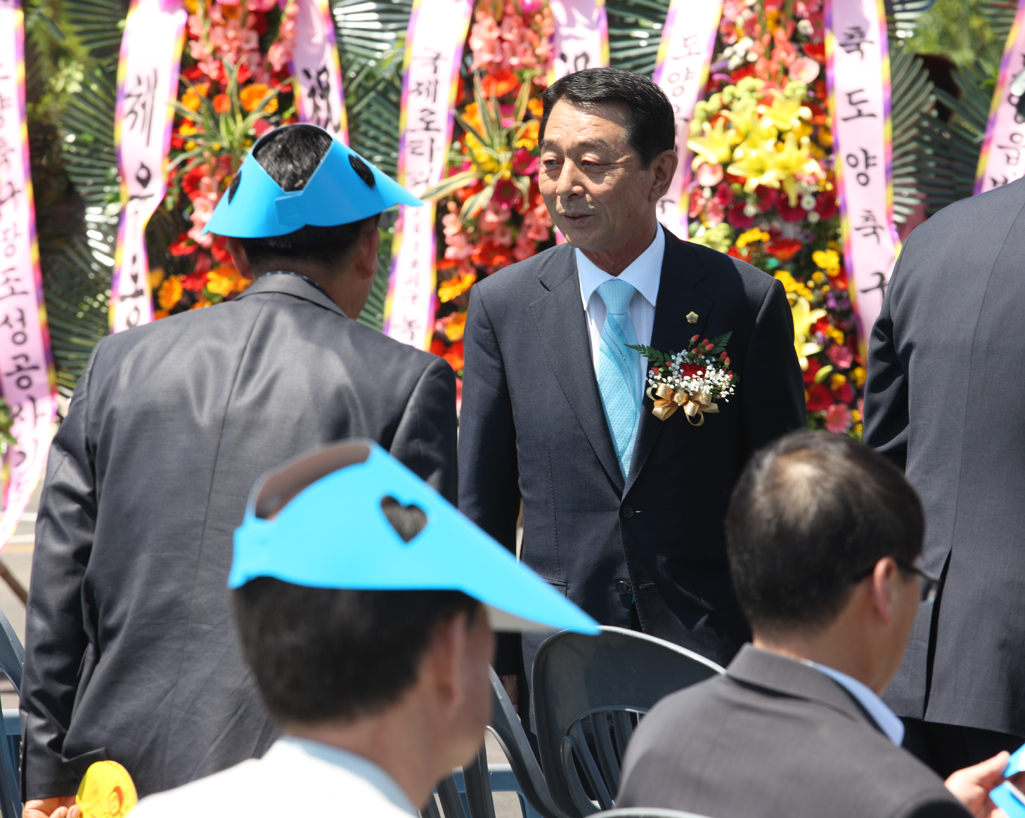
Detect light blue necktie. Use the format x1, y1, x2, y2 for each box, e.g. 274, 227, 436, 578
596, 279, 640, 478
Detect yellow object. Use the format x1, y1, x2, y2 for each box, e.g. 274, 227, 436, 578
76, 761, 138, 818
686, 311, 699, 324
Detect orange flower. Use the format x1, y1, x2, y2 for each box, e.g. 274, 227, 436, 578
438, 270, 477, 303
240, 84, 277, 113
153, 309, 170, 320
443, 311, 467, 342
528, 97, 543, 118
158, 276, 183, 311
181, 84, 208, 112
212, 94, 231, 114
206, 264, 241, 296
443, 340, 465, 372
191, 298, 212, 310
482, 69, 519, 98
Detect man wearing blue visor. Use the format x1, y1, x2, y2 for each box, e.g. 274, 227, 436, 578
131, 441, 597, 817
21, 125, 460, 815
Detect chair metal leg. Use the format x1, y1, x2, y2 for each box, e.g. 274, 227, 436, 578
421, 794, 444, 818
462, 745, 497, 818
437, 773, 468, 818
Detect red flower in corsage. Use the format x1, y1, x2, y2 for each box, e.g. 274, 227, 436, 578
629, 333, 738, 426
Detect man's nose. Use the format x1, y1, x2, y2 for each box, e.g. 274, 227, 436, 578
555, 160, 583, 198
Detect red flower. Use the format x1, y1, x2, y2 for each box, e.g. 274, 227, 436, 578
803, 358, 822, 384
776, 195, 807, 223
681, 364, 704, 377
237, 62, 253, 84
169, 233, 196, 256
754, 185, 778, 211
806, 384, 833, 412
181, 271, 209, 292
815, 190, 838, 220
727, 202, 755, 230
832, 379, 855, 404
803, 42, 825, 62
765, 237, 802, 261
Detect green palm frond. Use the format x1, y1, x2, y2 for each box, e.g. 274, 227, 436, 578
332, 0, 411, 330
887, 0, 933, 42
63, 0, 129, 70
889, 43, 935, 223
606, 0, 670, 76
980, 0, 1019, 44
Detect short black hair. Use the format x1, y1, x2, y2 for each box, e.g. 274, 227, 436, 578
239, 124, 378, 272
232, 496, 481, 725
539, 68, 676, 167
726, 431, 924, 638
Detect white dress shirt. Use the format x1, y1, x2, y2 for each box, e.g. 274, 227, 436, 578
132, 737, 418, 818
576, 224, 665, 404
805, 660, 906, 746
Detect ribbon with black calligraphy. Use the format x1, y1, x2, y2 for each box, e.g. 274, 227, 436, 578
0, 0, 57, 550
292, 0, 348, 142
975, 0, 1025, 194
825, 0, 899, 358
384, 0, 473, 350
110, 0, 187, 334
652, 0, 723, 240
549, 0, 609, 82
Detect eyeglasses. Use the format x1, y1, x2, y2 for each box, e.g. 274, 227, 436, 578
853, 560, 940, 603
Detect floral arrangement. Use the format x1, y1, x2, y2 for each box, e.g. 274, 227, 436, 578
630, 334, 737, 425
687, 0, 863, 437
424, 0, 555, 376
153, 0, 299, 318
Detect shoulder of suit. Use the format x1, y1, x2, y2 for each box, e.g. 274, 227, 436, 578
89, 296, 442, 376
473, 243, 574, 299
911, 175, 1025, 242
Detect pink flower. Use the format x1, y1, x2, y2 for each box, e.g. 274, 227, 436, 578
825, 403, 853, 434
245, 0, 277, 10
788, 56, 820, 84
827, 343, 854, 370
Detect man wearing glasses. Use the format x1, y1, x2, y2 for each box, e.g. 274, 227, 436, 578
617, 432, 1012, 818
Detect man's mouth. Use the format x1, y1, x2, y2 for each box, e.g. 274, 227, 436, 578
561, 213, 592, 224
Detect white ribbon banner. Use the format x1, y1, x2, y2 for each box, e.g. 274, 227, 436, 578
652, 0, 723, 240
975, 0, 1025, 194
550, 0, 609, 81
110, 0, 186, 334
383, 0, 473, 349
0, 0, 57, 550
826, 0, 899, 356
292, 0, 348, 143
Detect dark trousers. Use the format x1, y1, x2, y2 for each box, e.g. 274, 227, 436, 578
901, 718, 1023, 778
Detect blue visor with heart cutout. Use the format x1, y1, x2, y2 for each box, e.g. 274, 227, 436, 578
231, 441, 599, 634
203, 125, 423, 238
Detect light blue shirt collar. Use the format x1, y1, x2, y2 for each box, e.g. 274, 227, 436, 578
804, 661, 905, 746
576, 223, 664, 309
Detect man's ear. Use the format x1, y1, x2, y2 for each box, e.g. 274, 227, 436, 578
870, 557, 900, 626
225, 236, 255, 280
424, 611, 471, 711
354, 218, 382, 281
649, 150, 679, 202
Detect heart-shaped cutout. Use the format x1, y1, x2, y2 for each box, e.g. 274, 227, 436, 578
380, 496, 427, 544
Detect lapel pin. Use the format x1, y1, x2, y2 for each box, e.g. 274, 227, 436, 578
686, 311, 699, 324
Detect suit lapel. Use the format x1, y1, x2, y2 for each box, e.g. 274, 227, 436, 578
625, 232, 713, 493
529, 247, 625, 493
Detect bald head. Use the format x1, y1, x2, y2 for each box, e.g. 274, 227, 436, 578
725, 432, 924, 639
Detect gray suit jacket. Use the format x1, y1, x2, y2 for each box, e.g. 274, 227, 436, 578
20, 273, 458, 799
617, 646, 970, 818
459, 229, 805, 687
864, 178, 1025, 736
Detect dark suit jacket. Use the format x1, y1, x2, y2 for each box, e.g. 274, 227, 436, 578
617, 645, 970, 818
459, 228, 805, 682
20, 273, 458, 799
864, 178, 1025, 736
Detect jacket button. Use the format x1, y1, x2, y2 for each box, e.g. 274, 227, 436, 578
616, 580, 631, 595
621, 504, 635, 519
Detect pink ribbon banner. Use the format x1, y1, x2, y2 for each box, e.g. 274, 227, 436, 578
292, 0, 348, 143
110, 0, 187, 334
384, 0, 473, 349
975, 0, 1025, 194
825, 0, 899, 356
652, 0, 723, 240
550, 0, 609, 81
0, 0, 57, 550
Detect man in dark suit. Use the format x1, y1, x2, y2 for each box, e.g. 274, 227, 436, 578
617, 432, 1012, 818
20, 124, 457, 815
864, 178, 1025, 776
459, 68, 805, 707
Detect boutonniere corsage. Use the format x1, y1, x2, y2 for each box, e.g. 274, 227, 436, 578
628, 333, 738, 426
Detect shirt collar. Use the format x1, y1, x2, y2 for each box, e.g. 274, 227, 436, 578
274, 737, 419, 815
576, 223, 665, 309
803, 661, 905, 746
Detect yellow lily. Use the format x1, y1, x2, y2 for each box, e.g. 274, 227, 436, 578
687, 120, 735, 169
758, 90, 811, 132
791, 295, 826, 370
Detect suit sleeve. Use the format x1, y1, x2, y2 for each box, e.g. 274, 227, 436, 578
391, 356, 459, 504
895, 793, 972, 818
458, 285, 522, 675
20, 351, 99, 799
741, 278, 807, 452
864, 245, 909, 472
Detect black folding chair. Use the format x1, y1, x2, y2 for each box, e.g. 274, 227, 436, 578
531, 627, 724, 818
0, 607, 24, 818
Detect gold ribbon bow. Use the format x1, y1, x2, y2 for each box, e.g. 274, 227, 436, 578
646, 384, 719, 426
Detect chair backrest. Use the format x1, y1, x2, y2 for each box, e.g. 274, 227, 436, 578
0, 606, 24, 818
485, 668, 570, 818
531, 627, 724, 818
